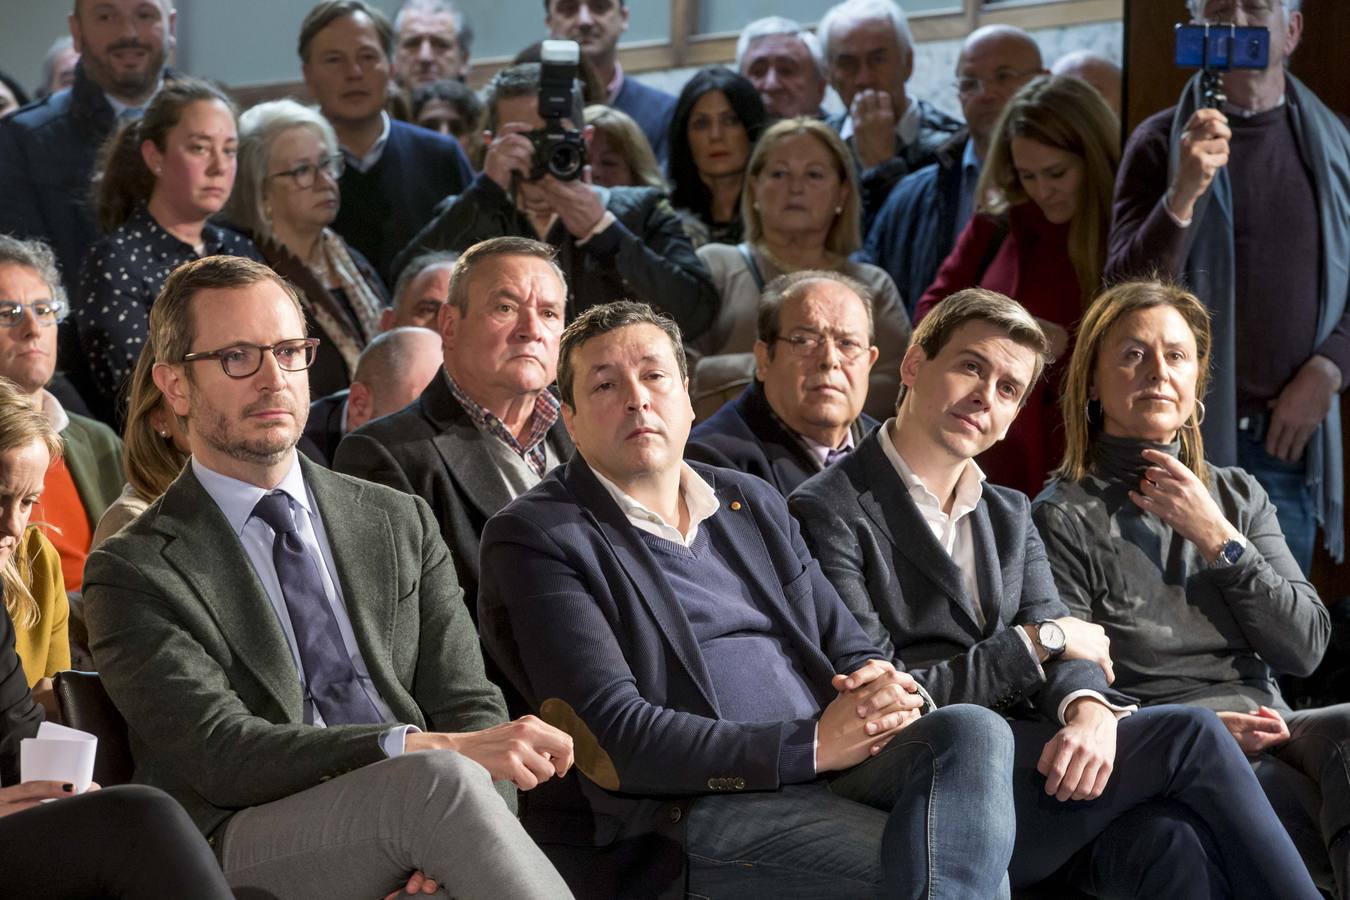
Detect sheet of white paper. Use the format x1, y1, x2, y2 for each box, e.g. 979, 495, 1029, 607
21, 721, 98, 793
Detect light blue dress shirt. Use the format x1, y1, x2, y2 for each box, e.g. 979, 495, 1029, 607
192, 454, 416, 756
954, 138, 983, 244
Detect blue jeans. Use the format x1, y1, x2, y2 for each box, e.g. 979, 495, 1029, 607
1236, 424, 1317, 575
685, 704, 1016, 899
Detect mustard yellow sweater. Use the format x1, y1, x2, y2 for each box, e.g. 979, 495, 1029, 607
8, 527, 69, 687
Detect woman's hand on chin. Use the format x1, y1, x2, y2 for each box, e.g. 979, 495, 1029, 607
1129, 448, 1241, 561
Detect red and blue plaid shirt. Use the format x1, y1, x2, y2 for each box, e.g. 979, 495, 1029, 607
444, 374, 559, 477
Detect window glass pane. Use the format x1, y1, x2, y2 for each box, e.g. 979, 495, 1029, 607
697, 0, 961, 35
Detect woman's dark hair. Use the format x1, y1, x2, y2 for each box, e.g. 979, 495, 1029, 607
0, 70, 30, 111
410, 78, 484, 139
666, 67, 768, 227
92, 77, 237, 234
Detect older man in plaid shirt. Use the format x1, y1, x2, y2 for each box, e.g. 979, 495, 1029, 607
335, 236, 575, 626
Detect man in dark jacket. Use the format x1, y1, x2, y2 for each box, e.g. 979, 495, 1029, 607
479, 299, 1019, 899
688, 271, 878, 496
863, 25, 1044, 313
0, 0, 177, 407
818, 0, 962, 228
336, 238, 574, 619
545, 0, 676, 164
392, 62, 718, 343
299, 0, 473, 283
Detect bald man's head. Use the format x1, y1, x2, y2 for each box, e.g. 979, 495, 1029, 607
347, 327, 444, 432
955, 25, 1044, 155
1052, 50, 1121, 117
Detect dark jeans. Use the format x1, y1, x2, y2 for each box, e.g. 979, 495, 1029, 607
1237, 422, 1316, 575
1253, 703, 1350, 899
0, 784, 234, 899
1009, 706, 1320, 900
685, 704, 1017, 899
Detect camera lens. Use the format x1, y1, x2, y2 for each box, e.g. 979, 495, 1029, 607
549, 142, 584, 180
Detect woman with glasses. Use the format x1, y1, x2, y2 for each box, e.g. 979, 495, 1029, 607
225, 99, 389, 400
77, 77, 263, 426
692, 117, 910, 419
916, 75, 1120, 498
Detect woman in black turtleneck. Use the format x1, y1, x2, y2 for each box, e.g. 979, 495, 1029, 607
1031, 280, 1350, 899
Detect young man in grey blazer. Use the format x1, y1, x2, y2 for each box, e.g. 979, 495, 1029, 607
791, 287, 1321, 899
83, 255, 573, 900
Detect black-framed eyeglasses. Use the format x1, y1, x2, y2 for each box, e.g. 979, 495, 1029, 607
774, 331, 870, 362
0, 300, 67, 328
267, 154, 345, 189
181, 338, 321, 379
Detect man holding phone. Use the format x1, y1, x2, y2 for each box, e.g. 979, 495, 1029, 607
1106, 0, 1350, 575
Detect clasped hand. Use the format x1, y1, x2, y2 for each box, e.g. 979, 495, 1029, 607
1037, 699, 1117, 802
817, 660, 925, 772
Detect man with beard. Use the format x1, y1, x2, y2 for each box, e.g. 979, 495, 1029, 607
82, 255, 575, 900
0, 0, 174, 295
0, 0, 177, 410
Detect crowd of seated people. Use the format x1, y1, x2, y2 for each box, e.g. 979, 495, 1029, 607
0, 0, 1348, 897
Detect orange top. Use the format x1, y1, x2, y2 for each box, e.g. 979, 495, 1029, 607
37, 457, 91, 592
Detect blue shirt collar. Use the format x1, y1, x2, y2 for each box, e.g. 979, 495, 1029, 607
192, 452, 311, 537
961, 137, 981, 174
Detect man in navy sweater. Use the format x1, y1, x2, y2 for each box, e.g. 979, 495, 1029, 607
299, 0, 473, 284
479, 299, 1018, 899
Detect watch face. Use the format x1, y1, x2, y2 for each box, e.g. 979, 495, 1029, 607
1038, 622, 1066, 653
1221, 540, 1245, 565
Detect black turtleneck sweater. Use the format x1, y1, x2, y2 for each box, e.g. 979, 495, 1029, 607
1030, 433, 1330, 712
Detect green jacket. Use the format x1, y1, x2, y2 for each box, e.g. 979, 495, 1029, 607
83, 455, 512, 841
62, 412, 123, 527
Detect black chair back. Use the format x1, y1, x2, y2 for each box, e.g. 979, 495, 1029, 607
52, 670, 134, 786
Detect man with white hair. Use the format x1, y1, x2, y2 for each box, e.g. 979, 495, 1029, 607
1110, 12, 1350, 887
736, 16, 828, 120
819, 0, 962, 226
864, 25, 1044, 310
392, 0, 472, 87
1108, 0, 1350, 585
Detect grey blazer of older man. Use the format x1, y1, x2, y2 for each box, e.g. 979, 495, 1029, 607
82, 455, 512, 841
334, 370, 574, 620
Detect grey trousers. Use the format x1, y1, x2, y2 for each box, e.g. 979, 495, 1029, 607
219, 750, 573, 900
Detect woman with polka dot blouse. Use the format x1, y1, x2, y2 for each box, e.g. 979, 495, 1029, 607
76, 77, 262, 425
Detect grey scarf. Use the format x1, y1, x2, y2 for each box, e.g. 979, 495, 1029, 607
1168, 72, 1350, 560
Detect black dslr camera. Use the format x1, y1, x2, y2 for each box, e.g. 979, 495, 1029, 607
527, 40, 587, 181
1174, 23, 1270, 108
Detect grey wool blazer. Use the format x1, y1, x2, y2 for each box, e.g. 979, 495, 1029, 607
789, 427, 1133, 721
333, 369, 574, 621
82, 454, 512, 841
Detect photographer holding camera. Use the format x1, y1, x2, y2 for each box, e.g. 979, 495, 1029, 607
393, 52, 718, 342
1107, 0, 1350, 580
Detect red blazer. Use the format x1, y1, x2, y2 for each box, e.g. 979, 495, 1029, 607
916, 203, 1083, 498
